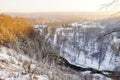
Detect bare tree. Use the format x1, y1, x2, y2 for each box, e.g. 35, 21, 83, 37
100, 0, 120, 10
97, 0, 120, 40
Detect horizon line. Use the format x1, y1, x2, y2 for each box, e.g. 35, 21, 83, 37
0, 11, 117, 14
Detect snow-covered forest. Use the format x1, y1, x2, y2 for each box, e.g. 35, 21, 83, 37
0, 12, 120, 80
1, 0, 120, 79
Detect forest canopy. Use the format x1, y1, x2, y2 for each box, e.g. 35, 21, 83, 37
0, 14, 34, 43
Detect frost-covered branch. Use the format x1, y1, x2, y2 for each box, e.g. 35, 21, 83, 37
97, 28, 120, 41
100, 0, 120, 10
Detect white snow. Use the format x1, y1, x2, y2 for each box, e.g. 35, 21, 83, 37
33, 22, 116, 80
70, 22, 106, 29
53, 27, 72, 44
0, 46, 49, 80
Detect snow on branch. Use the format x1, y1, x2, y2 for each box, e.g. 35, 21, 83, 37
97, 28, 120, 41
100, 0, 120, 10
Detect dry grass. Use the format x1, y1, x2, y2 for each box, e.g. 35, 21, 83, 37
0, 14, 34, 43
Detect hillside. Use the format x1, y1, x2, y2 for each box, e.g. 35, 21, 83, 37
0, 14, 120, 80
0, 14, 83, 80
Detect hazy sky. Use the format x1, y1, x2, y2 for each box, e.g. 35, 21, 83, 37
0, 0, 114, 12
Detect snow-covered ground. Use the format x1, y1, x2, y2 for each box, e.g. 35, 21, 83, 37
34, 21, 120, 80
44, 22, 119, 71
0, 46, 49, 80
69, 21, 105, 29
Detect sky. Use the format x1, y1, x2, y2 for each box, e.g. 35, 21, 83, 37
0, 0, 116, 12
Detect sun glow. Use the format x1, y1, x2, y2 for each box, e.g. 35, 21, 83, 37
0, 0, 117, 12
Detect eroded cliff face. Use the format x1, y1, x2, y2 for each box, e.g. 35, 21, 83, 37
34, 21, 120, 72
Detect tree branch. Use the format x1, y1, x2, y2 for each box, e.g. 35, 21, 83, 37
97, 28, 120, 41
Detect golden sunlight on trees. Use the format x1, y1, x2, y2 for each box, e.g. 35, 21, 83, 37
0, 14, 34, 43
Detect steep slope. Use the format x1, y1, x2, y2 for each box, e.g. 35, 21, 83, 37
0, 46, 49, 80
34, 20, 120, 80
